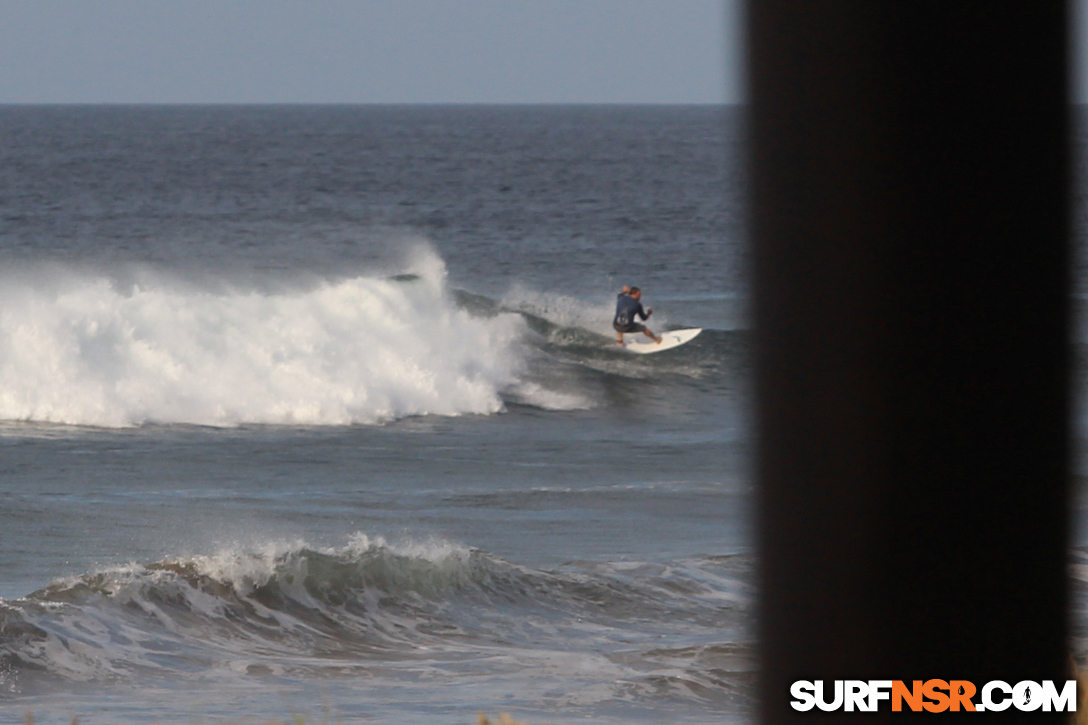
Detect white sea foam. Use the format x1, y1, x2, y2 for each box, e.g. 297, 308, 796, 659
0, 251, 528, 427
173, 532, 472, 591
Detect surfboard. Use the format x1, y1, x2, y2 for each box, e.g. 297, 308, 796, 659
622, 328, 702, 354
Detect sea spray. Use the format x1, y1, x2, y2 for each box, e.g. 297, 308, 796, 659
0, 252, 527, 427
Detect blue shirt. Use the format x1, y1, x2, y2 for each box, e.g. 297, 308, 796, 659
614, 293, 649, 327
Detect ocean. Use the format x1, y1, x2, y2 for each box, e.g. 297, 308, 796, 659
0, 105, 750, 724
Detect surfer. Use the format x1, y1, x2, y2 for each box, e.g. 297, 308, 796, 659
614, 286, 662, 346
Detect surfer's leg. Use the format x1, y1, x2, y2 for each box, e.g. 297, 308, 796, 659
616, 331, 624, 346
643, 328, 662, 344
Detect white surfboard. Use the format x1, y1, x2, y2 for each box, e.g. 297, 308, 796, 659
622, 328, 702, 354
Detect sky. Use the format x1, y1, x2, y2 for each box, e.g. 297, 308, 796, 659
6, 2, 1088, 105
0, 0, 738, 104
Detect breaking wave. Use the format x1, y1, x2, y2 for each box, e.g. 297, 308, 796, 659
0, 244, 735, 429
0, 534, 751, 705
0, 250, 528, 427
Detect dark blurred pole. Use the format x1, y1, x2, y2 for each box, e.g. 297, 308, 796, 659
749, 3, 1071, 722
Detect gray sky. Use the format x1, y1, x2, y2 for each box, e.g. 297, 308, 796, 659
0, 0, 739, 104
7, 2, 1088, 105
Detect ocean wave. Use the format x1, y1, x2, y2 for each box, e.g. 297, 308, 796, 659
0, 249, 735, 428
0, 250, 528, 427
0, 535, 749, 695
500, 284, 624, 338
472, 285, 741, 383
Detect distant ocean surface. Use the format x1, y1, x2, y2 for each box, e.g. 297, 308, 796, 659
0, 106, 750, 724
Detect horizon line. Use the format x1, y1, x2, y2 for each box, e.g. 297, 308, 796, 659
0, 100, 738, 108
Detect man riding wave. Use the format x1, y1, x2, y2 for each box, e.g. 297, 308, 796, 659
613, 285, 662, 346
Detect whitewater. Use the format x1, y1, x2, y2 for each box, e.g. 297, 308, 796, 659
0, 250, 536, 427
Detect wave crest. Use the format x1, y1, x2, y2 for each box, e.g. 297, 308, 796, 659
0, 251, 526, 427
0, 536, 748, 693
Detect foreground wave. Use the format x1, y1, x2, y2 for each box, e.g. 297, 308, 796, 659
0, 534, 753, 708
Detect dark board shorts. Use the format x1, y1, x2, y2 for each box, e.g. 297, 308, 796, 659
613, 321, 646, 334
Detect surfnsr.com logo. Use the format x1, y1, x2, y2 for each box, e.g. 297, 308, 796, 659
790, 680, 1077, 712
